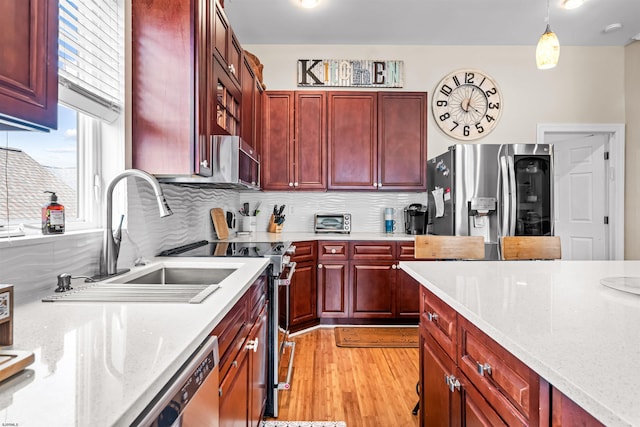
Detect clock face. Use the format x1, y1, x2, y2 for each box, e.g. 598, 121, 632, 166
432, 69, 503, 141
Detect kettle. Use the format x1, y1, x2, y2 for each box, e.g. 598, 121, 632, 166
404, 203, 428, 235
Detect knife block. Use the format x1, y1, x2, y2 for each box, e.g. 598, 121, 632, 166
267, 214, 283, 233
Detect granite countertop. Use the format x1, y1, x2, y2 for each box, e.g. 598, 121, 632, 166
400, 260, 640, 427
0, 257, 269, 427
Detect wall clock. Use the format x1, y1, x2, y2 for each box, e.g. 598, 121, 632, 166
432, 69, 503, 141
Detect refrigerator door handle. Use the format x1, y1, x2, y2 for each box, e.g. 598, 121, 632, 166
499, 156, 510, 238
507, 156, 517, 236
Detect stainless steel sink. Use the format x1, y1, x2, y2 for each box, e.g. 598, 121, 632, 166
42, 266, 236, 304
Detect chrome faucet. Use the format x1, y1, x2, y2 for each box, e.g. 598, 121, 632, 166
95, 169, 173, 280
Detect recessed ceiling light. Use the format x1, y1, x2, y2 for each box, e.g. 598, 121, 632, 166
603, 23, 623, 33
299, 0, 319, 8
562, 0, 584, 9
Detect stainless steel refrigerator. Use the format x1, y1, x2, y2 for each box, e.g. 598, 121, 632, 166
427, 144, 553, 259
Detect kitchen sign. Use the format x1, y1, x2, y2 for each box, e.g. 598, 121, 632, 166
297, 59, 404, 87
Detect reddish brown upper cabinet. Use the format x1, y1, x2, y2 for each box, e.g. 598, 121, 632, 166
131, 0, 210, 175
262, 91, 327, 191
240, 56, 263, 153
212, 1, 241, 87
328, 92, 427, 191
0, 0, 58, 131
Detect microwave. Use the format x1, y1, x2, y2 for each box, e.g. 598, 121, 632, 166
314, 213, 351, 234
157, 135, 260, 189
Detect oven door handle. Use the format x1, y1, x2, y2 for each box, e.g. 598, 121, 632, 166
276, 262, 296, 286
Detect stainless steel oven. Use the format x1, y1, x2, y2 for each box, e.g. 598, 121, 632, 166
134, 336, 220, 427
157, 240, 297, 418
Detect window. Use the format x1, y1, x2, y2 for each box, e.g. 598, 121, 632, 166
0, 0, 123, 235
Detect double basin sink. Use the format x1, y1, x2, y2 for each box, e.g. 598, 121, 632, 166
42, 265, 237, 304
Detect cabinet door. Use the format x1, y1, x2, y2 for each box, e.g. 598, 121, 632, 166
350, 261, 395, 318
132, 0, 203, 174
421, 328, 461, 427
459, 371, 509, 427
327, 92, 377, 190
317, 261, 349, 318
377, 92, 427, 191
397, 269, 420, 319
290, 260, 318, 329
551, 387, 604, 427
0, 0, 58, 131
211, 57, 241, 137
240, 56, 257, 150
295, 91, 327, 190
248, 304, 268, 427
262, 91, 294, 190
219, 343, 249, 427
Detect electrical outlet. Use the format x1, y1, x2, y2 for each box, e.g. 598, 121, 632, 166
289, 205, 294, 215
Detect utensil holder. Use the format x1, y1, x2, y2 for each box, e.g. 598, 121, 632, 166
267, 214, 283, 233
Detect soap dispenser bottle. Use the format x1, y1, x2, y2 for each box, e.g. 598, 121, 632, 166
42, 191, 65, 234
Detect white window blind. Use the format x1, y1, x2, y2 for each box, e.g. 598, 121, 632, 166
58, 0, 123, 123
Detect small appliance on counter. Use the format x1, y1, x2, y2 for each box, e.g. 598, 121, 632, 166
314, 213, 351, 234
404, 204, 428, 235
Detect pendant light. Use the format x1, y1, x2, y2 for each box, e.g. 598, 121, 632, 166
536, 0, 560, 69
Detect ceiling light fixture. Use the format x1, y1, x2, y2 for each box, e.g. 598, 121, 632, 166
562, 0, 584, 9
536, 0, 560, 70
299, 0, 319, 8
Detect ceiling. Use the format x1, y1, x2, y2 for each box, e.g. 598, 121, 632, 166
224, 0, 640, 47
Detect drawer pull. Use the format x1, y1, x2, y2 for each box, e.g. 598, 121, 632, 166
427, 311, 439, 322
444, 374, 461, 392
476, 362, 492, 376
318, 264, 323, 269
246, 338, 259, 353
331, 249, 337, 254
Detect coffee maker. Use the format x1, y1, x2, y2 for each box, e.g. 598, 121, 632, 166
404, 203, 428, 235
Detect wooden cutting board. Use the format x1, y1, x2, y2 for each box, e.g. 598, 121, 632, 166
0, 350, 34, 383
210, 208, 229, 240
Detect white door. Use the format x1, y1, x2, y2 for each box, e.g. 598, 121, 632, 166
550, 132, 608, 260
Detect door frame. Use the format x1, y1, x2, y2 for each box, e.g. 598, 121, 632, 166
537, 123, 625, 260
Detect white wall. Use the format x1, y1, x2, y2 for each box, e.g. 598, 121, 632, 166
625, 41, 640, 259
246, 44, 626, 159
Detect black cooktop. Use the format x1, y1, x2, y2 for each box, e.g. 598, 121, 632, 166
158, 240, 288, 257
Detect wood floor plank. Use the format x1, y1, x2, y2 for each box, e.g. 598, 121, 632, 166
268, 328, 420, 427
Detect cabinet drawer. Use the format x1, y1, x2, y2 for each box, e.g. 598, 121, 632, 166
249, 275, 267, 320
458, 316, 539, 426
212, 294, 249, 378
350, 241, 395, 260
318, 241, 348, 260
420, 287, 457, 359
397, 242, 415, 260
291, 241, 316, 263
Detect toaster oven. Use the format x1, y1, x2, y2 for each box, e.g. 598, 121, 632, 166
314, 213, 351, 234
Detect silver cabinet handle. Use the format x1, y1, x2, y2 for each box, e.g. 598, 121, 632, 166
317, 263, 323, 269
229, 64, 236, 75
289, 182, 294, 187
200, 160, 208, 168
294, 182, 299, 187
476, 362, 492, 376
246, 338, 259, 353
373, 182, 378, 187
427, 311, 439, 322
444, 374, 461, 392
392, 264, 397, 269
331, 249, 336, 254
378, 182, 382, 188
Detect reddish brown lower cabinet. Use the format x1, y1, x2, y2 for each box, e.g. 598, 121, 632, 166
396, 269, 420, 318
317, 261, 349, 318
419, 286, 549, 427
248, 304, 268, 427
551, 387, 604, 427
214, 273, 268, 427
350, 261, 395, 318
289, 241, 319, 331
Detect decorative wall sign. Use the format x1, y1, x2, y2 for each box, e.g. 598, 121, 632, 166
297, 59, 404, 88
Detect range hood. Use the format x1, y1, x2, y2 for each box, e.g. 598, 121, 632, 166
157, 136, 260, 190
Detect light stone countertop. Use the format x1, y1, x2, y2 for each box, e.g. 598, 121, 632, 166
400, 260, 640, 427
218, 231, 416, 243
0, 256, 269, 427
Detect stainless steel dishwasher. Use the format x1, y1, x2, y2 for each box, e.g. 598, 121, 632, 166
134, 336, 220, 427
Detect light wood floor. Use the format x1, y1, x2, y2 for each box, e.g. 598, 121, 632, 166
268, 327, 421, 427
